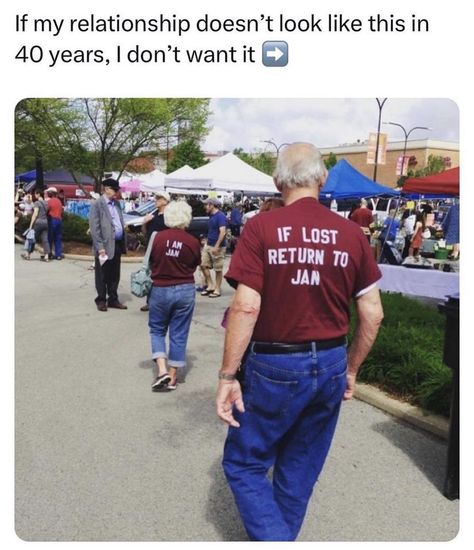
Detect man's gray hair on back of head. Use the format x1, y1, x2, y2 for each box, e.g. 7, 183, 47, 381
273, 142, 328, 191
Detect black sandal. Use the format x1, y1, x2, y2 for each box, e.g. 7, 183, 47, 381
201, 289, 215, 296
151, 373, 171, 391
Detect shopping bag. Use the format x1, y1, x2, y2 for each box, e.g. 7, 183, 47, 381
130, 232, 157, 298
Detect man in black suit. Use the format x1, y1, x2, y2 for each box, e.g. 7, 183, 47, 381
89, 178, 128, 312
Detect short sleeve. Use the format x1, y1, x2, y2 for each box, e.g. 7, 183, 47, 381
225, 217, 264, 294
353, 233, 382, 296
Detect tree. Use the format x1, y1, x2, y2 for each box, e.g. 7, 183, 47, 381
15, 99, 77, 189
324, 152, 338, 170
406, 154, 448, 179
233, 148, 275, 175
167, 140, 208, 172
15, 98, 211, 193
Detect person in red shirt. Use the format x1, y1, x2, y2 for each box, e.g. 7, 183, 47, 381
46, 187, 64, 260
216, 143, 384, 541
148, 201, 201, 392
348, 198, 374, 241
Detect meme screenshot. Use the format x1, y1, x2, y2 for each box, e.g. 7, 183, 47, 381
5, 0, 471, 546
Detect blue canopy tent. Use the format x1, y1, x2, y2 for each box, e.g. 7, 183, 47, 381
15, 170, 37, 183
320, 159, 400, 200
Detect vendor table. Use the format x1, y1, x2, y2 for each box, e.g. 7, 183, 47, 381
378, 264, 459, 300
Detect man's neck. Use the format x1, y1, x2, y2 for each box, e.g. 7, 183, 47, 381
282, 186, 319, 206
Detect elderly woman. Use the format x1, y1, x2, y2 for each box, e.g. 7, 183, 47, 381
149, 200, 201, 392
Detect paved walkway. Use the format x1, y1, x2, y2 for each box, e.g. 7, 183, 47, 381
15, 245, 458, 541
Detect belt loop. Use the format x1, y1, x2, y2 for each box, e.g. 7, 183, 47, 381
311, 341, 317, 357
250, 341, 255, 354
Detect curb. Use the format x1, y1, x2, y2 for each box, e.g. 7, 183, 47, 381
354, 383, 449, 440
63, 254, 143, 263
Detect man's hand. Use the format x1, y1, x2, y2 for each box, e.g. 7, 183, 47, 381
343, 372, 357, 400
98, 249, 106, 257
210, 245, 220, 256
216, 380, 245, 428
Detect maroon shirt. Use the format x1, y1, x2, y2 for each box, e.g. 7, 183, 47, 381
150, 229, 201, 287
350, 207, 373, 228
225, 197, 381, 342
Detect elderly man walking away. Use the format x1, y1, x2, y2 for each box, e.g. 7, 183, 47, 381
216, 143, 384, 541
89, 178, 128, 312
200, 198, 228, 298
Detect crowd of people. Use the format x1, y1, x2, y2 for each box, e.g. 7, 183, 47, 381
15, 144, 460, 541
348, 197, 460, 264
15, 186, 65, 261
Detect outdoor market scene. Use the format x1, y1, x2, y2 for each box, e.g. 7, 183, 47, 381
14, 98, 459, 542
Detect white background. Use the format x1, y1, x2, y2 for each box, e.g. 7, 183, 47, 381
2, 0, 471, 548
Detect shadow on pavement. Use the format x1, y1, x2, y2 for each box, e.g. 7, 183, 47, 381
205, 458, 248, 541
372, 420, 447, 492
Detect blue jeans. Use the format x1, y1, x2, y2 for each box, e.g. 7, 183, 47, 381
222, 343, 347, 541
49, 218, 63, 258
148, 284, 196, 368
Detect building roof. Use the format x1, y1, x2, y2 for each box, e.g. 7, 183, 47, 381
319, 139, 459, 155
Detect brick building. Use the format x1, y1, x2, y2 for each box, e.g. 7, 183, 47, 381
320, 139, 459, 188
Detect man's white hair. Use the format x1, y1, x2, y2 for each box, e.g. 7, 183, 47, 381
164, 200, 192, 229
273, 142, 328, 190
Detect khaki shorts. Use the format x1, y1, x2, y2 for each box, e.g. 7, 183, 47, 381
201, 244, 226, 271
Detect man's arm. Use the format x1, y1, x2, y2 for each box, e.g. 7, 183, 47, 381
216, 283, 261, 427
345, 286, 384, 400
211, 225, 227, 254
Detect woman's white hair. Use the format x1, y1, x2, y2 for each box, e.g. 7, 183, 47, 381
164, 200, 192, 229
273, 142, 328, 190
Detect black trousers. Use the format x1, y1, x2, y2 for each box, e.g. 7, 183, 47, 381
94, 250, 122, 305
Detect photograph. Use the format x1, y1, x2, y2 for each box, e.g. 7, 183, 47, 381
14, 97, 459, 541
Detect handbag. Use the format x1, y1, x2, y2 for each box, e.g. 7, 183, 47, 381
130, 232, 157, 298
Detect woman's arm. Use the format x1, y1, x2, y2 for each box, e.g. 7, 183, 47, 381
29, 207, 39, 229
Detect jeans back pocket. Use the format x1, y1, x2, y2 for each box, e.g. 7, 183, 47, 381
248, 369, 298, 418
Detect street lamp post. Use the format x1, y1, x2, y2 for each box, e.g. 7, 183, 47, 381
383, 121, 432, 176
373, 98, 388, 181
260, 140, 290, 156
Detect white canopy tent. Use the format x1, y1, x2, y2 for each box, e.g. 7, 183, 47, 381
164, 153, 277, 194
137, 169, 166, 192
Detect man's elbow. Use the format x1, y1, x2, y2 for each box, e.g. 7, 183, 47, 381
230, 300, 261, 318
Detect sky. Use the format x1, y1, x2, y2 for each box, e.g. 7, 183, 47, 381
202, 98, 459, 153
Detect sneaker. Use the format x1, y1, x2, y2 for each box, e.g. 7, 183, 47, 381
166, 380, 178, 391
152, 373, 171, 391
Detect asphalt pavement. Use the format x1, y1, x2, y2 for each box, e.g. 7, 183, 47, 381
15, 245, 459, 541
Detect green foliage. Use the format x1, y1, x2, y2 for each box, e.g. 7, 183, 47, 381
167, 140, 208, 172
350, 292, 452, 417
233, 148, 275, 175
15, 98, 211, 193
61, 213, 92, 244
407, 154, 448, 179
324, 152, 338, 170
15, 212, 92, 244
